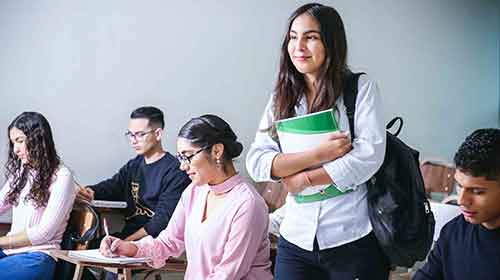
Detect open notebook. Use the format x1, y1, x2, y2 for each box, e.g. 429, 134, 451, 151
68, 249, 150, 264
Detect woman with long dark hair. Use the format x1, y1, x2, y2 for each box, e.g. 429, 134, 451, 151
100, 114, 272, 280
246, 3, 390, 279
0, 112, 76, 279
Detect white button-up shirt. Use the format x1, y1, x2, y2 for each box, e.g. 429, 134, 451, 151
246, 74, 386, 251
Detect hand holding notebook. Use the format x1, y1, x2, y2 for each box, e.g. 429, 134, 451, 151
312, 131, 351, 163
276, 109, 351, 196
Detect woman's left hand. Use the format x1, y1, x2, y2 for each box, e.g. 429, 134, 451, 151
282, 172, 310, 194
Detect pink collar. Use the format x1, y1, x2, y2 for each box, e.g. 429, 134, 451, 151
208, 174, 242, 195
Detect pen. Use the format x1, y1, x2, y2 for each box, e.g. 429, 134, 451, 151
103, 217, 116, 256
103, 217, 110, 236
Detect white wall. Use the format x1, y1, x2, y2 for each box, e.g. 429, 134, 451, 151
0, 0, 498, 186
344, 0, 499, 159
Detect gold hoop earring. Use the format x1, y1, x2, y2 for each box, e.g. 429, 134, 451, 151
216, 158, 222, 168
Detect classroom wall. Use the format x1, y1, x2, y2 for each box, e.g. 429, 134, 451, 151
0, 0, 498, 188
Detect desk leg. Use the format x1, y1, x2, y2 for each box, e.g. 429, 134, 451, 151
117, 268, 133, 280
73, 264, 84, 280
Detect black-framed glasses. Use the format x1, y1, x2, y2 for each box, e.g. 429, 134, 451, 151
176, 146, 211, 165
124, 130, 155, 141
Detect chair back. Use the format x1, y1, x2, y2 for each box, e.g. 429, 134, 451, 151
53, 201, 99, 280
420, 160, 456, 201
254, 181, 287, 212
63, 201, 100, 250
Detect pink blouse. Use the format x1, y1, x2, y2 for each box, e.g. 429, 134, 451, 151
134, 174, 272, 280
0, 166, 76, 255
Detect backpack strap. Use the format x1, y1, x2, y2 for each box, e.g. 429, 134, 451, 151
343, 72, 364, 139
386, 116, 403, 137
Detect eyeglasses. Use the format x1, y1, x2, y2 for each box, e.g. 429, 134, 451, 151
125, 130, 154, 141
176, 146, 211, 165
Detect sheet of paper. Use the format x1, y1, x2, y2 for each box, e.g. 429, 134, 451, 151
68, 249, 150, 264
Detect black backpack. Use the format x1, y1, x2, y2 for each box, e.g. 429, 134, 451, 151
343, 72, 435, 268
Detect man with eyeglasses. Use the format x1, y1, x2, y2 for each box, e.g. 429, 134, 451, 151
77, 106, 191, 243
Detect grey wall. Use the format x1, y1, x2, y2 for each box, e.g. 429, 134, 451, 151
0, 0, 498, 186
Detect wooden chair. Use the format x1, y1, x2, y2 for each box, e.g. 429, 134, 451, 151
254, 181, 287, 274
0, 210, 12, 236
420, 160, 456, 202
53, 201, 100, 280
0, 223, 10, 235
51, 250, 187, 280
51, 201, 188, 280
254, 181, 287, 211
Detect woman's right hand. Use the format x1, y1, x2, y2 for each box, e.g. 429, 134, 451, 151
314, 131, 352, 163
76, 185, 94, 202
99, 235, 138, 257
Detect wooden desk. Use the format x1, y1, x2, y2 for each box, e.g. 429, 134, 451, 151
50, 250, 187, 280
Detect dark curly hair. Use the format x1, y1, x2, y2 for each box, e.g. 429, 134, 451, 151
454, 128, 500, 181
4, 112, 61, 208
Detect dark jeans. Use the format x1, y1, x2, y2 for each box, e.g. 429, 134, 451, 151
275, 232, 390, 280
0, 249, 56, 280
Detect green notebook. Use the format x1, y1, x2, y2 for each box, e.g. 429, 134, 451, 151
276, 109, 347, 199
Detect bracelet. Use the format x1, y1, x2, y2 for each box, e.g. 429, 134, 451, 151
303, 171, 313, 187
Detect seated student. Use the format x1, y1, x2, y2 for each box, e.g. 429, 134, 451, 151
100, 114, 273, 280
77, 106, 191, 242
0, 112, 77, 280
414, 128, 500, 280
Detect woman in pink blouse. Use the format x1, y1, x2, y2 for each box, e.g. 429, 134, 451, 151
0, 112, 77, 279
100, 114, 272, 280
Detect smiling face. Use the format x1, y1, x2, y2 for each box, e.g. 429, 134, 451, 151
287, 12, 326, 81
176, 137, 219, 186
455, 169, 500, 229
9, 127, 29, 164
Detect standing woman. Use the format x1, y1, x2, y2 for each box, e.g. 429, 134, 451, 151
100, 114, 273, 280
246, 3, 389, 279
0, 112, 77, 279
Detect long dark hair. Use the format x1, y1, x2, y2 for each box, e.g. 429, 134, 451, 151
178, 114, 243, 170
274, 3, 349, 121
4, 112, 61, 208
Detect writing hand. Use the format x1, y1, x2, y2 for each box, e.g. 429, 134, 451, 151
99, 235, 120, 257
